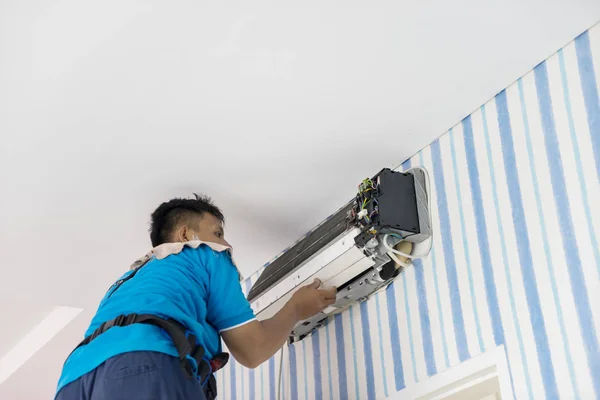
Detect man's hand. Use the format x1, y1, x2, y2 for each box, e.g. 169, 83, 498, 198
221, 278, 337, 369
290, 279, 337, 320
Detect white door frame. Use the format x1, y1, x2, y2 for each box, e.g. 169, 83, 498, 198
387, 345, 513, 400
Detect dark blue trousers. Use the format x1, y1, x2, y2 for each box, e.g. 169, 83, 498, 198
56, 351, 208, 400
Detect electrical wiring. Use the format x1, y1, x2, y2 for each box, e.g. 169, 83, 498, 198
362, 198, 369, 210
356, 177, 378, 229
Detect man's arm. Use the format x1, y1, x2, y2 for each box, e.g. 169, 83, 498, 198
221, 279, 336, 368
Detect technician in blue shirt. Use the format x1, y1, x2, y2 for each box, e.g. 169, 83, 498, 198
55, 194, 336, 400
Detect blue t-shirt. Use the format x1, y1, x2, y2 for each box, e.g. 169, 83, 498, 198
56, 244, 255, 395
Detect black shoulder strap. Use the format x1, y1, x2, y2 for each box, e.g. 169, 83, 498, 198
105, 256, 152, 299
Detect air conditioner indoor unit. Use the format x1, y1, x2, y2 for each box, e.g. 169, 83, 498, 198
247, 167, 433, 342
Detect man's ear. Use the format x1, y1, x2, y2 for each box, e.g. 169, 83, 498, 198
175, 225, 189, 242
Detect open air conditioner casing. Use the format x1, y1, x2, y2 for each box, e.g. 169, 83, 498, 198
247, 167, 431, 341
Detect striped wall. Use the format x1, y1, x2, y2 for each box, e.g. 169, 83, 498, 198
218, 23, 600, 400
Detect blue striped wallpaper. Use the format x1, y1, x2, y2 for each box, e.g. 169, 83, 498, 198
219, 23, 600, 400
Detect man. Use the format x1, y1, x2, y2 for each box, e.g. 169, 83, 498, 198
55, 194, 336, 400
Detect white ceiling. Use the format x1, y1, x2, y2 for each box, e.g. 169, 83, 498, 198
1, 0, 599, 397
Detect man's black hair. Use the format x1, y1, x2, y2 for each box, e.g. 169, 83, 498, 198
149, 193, 224, 247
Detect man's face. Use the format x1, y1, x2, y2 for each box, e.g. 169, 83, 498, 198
190, 213, 231, 248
